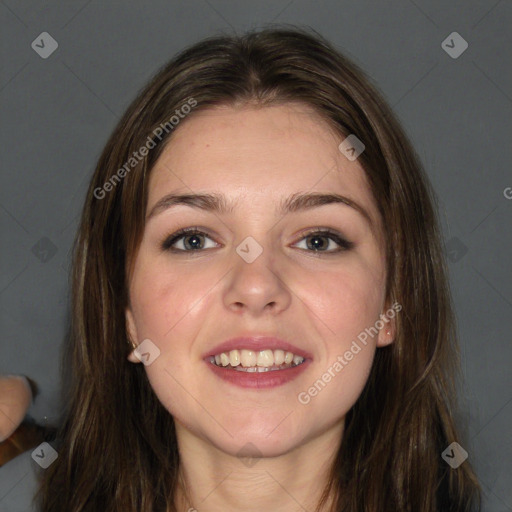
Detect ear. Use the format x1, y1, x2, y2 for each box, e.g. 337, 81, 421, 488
126, 307, 142, 364
376, 301, 399, 347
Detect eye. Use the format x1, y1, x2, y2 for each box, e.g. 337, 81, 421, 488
161, 227, 353, 254
161, 227, 219, 252
293, 228, 354, 253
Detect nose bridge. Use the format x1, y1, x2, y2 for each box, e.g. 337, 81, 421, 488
223, 232, 291, 313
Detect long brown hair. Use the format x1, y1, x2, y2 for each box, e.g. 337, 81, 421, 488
36, 26, 481, 511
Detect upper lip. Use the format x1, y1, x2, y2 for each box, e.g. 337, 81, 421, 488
203, 336, 313, 360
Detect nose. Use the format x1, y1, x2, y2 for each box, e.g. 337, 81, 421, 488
222, 240, 292, 316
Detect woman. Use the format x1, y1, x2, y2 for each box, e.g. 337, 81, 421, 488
37, 27, 481, 511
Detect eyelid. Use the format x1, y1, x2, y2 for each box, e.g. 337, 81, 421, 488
161, 226, 354, 253
160, 226, 218, 251
293, 227, 354, 252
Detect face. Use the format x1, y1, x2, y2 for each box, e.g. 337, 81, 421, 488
125, 103, 395, 458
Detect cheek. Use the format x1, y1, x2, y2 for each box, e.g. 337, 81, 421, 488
131, 259, 218, 341
301, 259, 385, 343
296, 257, 385, 416
304, 349, 375, 422
129, 260, 221, 414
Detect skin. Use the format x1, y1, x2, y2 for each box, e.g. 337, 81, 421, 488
0, 376, 32, 442
125, 103, 396, 512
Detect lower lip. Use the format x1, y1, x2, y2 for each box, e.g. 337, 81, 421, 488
205, 359, 311, 389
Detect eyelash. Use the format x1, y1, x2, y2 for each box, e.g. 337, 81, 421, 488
160, 226, 354, 255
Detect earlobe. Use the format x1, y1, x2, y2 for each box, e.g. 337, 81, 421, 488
377, 327, 395, 347
376, 306, 397, 347
127, 348, 141, 363
126, 307, 142, 364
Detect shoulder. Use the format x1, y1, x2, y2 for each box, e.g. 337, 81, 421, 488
0, 450, 41, 512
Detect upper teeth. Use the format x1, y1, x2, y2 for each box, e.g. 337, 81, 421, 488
213, 349, 304, 368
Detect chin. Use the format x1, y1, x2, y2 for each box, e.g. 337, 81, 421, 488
214, 430, 301, 460
206, 411, 307, 458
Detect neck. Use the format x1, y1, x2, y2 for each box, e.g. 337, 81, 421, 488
173, 421, 343, 512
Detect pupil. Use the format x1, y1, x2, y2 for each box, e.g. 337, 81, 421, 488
187, 235, 202, 249
309, 236, 325, 250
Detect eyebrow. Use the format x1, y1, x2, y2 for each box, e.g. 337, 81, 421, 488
146, 191, 373, 227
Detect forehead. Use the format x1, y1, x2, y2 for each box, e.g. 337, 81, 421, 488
147, 104, 380, 228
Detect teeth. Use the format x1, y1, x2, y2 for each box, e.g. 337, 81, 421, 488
292, 354, 303, 365
211, 349, 305, 370
274, 349, 285, 365
229, 349, 240, 367
236, 366, 271, 372
257, 349, 274, 367
240, 350, 256, 367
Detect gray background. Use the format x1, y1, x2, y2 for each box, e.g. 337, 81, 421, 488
0, 0, 511, 510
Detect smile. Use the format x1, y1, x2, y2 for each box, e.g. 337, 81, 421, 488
209, 349, 304, 372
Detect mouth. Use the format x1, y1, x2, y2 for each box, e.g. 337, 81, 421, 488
208, 348, 305, 372
203, 337, 312, 389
